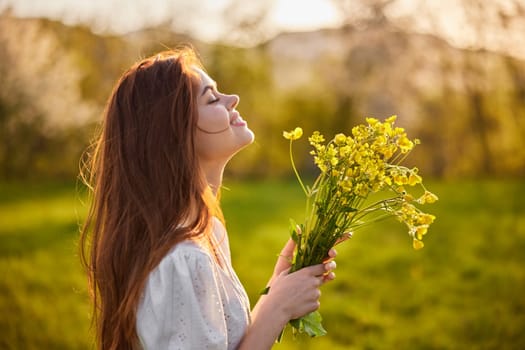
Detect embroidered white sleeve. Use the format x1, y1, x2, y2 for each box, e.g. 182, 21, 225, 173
136, 242, 229, 350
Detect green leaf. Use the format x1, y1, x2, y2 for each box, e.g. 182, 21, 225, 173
288, 311, 327, 338
276, 328, 285, 343
300, 311, 327, 337
260, 286, 270, 295
290, 318, 303, 332
343, 206, 358, 212
289, 218, 299, 244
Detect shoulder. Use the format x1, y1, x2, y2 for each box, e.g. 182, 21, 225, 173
166, 240, 210, 261
136, 240, 227, 349
157, 240, 214, 275
139, 240, 218, 308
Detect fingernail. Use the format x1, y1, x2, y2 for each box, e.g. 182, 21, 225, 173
326, 261, 336, 270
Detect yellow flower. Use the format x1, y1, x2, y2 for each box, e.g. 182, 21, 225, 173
314, 156, 328, 173
334, 133, 347, 145
366, 117, 379, 126
282, 116, 437, 336
408, 173, 422, 186
340, 179, 353, 192
375, 135, 387, 146
339, 145, 351, 157
283, 127, 303, 140
413, 239, 424, 250
403, 193, 414, 202
417, 213, 436, 225
415, 225, 428, 239
397, 136, 414, 153
393, 127, 405, 136
308, 131, 325, 145
354, 183, 369, 197
385, 115, 397, 124
418, 191, 439, 204
394, 174, 408, 185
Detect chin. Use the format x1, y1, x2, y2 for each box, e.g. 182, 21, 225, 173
245, 128, 255, 144
233, 130, 254, 154
237, 125, 254, 143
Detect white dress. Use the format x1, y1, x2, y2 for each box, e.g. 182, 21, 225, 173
136, 218, 251, 349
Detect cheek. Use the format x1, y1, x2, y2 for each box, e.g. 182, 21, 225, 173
197, 108, 230, 132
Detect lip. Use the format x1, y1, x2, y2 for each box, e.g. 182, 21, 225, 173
230, 111, 247, 127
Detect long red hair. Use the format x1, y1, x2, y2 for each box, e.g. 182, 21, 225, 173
80, 47, 218, 349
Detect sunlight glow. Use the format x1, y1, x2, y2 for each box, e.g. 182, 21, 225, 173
2, 0, 524, 58
270, 0, 343, 31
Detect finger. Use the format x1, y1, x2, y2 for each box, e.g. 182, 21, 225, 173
305, 300, 321, 314
323, 248, 337, 262
324, 260, 336, 272
279, 267, 291, 277
317, 276, 325, 287
335, 231, 353, 245
324, 271, 336, 281
280, 238, 296, 259
304, 264, 327, 277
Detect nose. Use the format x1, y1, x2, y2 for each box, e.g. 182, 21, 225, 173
226, 94, 239, 110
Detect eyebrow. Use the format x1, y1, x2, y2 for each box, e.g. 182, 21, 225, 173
200, 82, 217, 97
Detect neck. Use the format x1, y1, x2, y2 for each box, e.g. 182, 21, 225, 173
201, 160, 227, 196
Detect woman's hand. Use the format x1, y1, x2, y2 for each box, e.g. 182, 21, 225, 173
271, 238, 296, 278
271, 238, 337, 283
265, 238, 338, 321
239, 238, 338, 349
267, 261, 336, 321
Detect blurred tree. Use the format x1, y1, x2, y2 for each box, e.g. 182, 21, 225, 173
504, 56, 525, 176
40, 20, 132, 105
329, 0, 525, 178
333, 0, 396, 28
450, 0, 525, 177
0, 14, 96, 179
220, 0, 274, 47
1, 2, 524, 180
460, 0, 522, 178
204, 44, 280, 177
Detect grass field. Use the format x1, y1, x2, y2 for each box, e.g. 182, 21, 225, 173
1, 179, 524, 349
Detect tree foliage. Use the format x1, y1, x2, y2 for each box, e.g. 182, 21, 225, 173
0, 10, 524, 180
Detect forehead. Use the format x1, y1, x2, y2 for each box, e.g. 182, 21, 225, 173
192, 67, 215, 88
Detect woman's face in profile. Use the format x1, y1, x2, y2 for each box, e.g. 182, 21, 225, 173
193, 67, 254, 162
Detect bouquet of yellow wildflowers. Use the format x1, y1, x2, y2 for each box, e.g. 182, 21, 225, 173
282, 115, 438, 338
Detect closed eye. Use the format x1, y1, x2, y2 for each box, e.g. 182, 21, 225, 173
202, 82, 220, 104
208, 96, 220, 104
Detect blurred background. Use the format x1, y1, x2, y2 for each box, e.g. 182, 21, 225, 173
0, 0, 524, 349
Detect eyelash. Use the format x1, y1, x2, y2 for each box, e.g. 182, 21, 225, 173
208, 95, 220, 104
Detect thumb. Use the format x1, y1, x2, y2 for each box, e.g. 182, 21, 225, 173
280, 238, 296, 259
279, 266, 291, 277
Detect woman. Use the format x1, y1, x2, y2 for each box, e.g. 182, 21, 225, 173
80, 47, 337, 350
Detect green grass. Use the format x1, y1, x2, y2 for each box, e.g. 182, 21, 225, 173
0, 181, 91, 349
1, 179, 524, 349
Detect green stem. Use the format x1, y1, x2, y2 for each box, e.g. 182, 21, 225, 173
357, 196, 401, 214
391, 148, 413, 165
290, 140, 308, 196
349, 213, 394, 230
